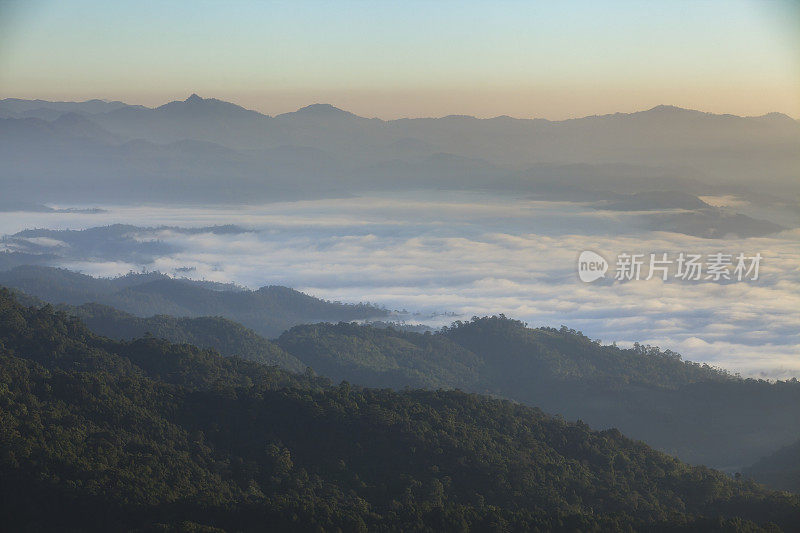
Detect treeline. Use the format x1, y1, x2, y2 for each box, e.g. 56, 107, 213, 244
2, 288, 799, 531
0, 265, 388, 336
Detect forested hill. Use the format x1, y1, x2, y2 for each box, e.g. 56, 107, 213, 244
276, 321, 484, 389
0, 265, 387, 336
8, 277, 800, 473
745, 440, 800, 493
276, 318, 800, 471
440, 316, 733, 387
2, 289, 799, 531
275, 317, 733, 391
61, 301, 306, 372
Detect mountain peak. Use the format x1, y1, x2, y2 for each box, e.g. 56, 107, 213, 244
152, 94, 264, 118
292, 103, 354, 118
646, 104, 694, 114
756, 111, 796, 123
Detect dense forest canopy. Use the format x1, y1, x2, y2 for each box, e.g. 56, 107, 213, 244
5, 271, 800, 474
63, 301, 306, 372
2, 288, 800, 531
275, 317, 800, 470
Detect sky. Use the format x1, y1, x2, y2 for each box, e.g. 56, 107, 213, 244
0, 0, 798, 119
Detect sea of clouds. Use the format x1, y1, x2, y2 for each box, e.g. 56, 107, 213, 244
1, 192, 798, 379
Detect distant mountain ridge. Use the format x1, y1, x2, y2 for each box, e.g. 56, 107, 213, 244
4, 94, 796, 122
0, 97, 134, 120
1, 94, 797, 224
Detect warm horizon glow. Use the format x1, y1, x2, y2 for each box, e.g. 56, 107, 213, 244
0, 0, 799, 120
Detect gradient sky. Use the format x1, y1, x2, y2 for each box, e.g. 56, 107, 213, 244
1, 0, 798, 119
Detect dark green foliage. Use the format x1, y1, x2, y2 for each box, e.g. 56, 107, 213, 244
65, 301, 305, 372
2, 288, 799, 531
276, 321, 482, 389
278, 317, 800, 470
0, 265, 388, 336
441, 316, 731, 388
6, 270, 800, 489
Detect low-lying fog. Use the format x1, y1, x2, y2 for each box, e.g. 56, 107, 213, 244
1, 192, 798, 380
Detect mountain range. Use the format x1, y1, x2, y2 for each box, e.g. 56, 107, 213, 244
1, 95, 798, 216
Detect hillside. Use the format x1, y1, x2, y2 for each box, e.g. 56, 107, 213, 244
1, 288, 799, 531
745, 440, 800, 493
7, 272, 798, 472
0, 265, 388, 337
276, 321, 482, 389
277, 317, 800, 470
64, 301, 306, 372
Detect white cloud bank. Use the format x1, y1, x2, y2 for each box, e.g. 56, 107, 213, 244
1, 192, 797, 379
